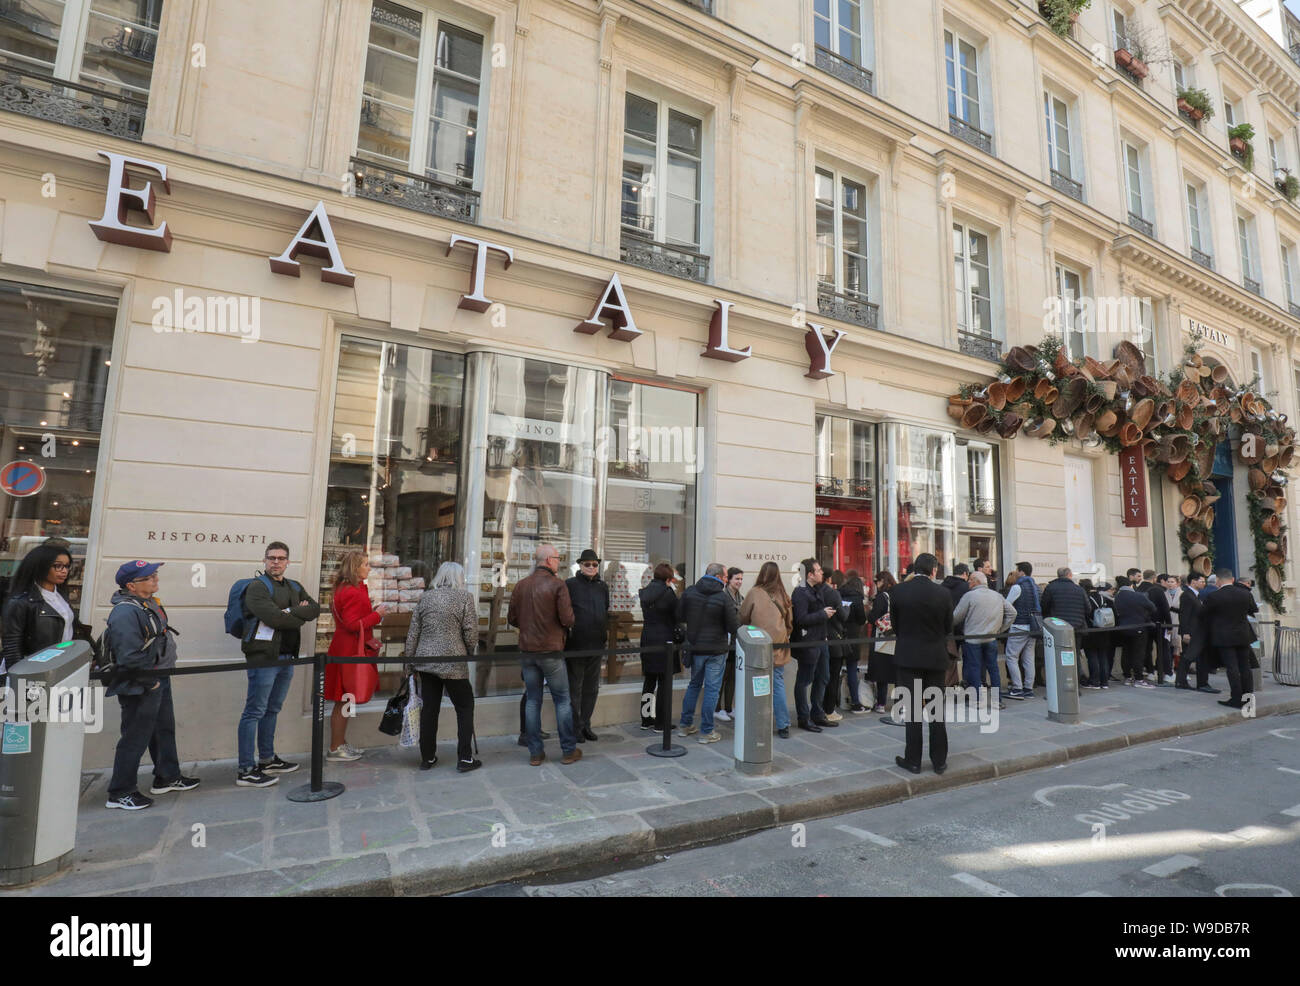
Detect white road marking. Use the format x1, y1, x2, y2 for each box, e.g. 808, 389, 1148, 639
1281, 804, 1300, 818
1078, 890, 1111, 897
1278, 767, 1300, 775
1034, 782, 1128, 807
1142, 854, 1200, 878
1159, 748, 1217, 758
834, 824, 897, 847
1269, 728, 1299, 740
1215, 883, 1293, 897
952, 872, 1018, 897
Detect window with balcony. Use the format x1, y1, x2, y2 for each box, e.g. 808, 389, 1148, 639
1135, 296, 1157, 375
620, 91, 708, 282
1283, 240, 1300, 317
0, 0, 161, 139
953, 222, 996, 360
1055, 262, 1091, 360
1123, 140, 1152, 236
813, 0, 872, 94
351, 1, 487, 222
945, 28, 991, 153
815, 166, 877, 329
1186, 182, 1212, 270
1238, 213, 1261, 295
1250, 346, 1270, 394
1045, 91, 1082, 201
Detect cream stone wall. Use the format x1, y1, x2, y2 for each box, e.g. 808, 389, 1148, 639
5, 0, 1300, 764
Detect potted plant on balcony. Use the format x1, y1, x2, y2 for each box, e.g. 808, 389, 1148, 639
1229, 123, 1255, 169
1176, 87, 1213, 122
1276, 167, 1300, 203
1038, 0, 1091, 37
1114, 39, 1150, 79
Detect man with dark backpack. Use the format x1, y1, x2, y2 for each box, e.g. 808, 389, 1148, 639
233, 542, 320, 787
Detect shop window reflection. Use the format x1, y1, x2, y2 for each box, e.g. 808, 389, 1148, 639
814, 414, 876, 577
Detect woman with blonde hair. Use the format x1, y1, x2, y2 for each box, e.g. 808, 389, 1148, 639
739, 561, 795, 738
325, 550, 385, 761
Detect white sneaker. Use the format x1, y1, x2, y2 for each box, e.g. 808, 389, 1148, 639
715, 710, 732, 722
327, 745, 362, 762
698, 730, 722, 744
826, 710, 843, 722
343, 743, 365, 758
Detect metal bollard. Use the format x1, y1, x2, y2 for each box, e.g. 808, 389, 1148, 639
287, 654, 345, 802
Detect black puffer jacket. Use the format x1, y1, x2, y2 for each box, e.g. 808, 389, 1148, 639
1113, 586, 1156, 633
1041, 577, 1089, 630
839, 576, 867, 660
680, 576, 737, 655
638, 579, 681, 674
565, 573, 611, 652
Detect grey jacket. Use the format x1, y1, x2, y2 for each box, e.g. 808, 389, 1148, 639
951, 586, 1017, 642
405, 587, 476, 679
105, 590, 178, 696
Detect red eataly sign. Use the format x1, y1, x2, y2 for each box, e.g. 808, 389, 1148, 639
1119, 446, 1148, 528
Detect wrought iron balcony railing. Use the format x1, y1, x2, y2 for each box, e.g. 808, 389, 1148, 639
1244, 275, 1262, 296
814, 45, 873, 95
620, 230, 710, 282
1051, 169, 1084, 202
815, 475, 874, 499
949, 114, 993, 154
1191, 247, 1214, 271
677, 0, 713, 13
958, 330, 1001, 362
1290, 301, 1300, 320
815, 474, 843, 496
817, 285, 880, 329
1178, 107, 1200, 129
0, 67, 146, 139
1291, 42, 1300, 68
1127, 212, 1154, 238
350, 156, 479, 223
967, 496, 997, 517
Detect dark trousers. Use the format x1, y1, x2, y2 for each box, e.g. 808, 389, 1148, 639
823, 645, 845, 714
108, 678, 180, 798
1120, 630, 1145, 679
1154, 633, 1172, 681
566, 654, 602, 732
1176, 639, 1210, 689
642, 673, 670, 728
870, 644, 893, 706
897, 668, 948, 769
717, 651, 736, 712
794, 644, 830, 723
1220, 645, 1254, 704
417, 672, 474, 763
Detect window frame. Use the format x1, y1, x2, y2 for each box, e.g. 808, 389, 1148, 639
1283, 239, 1298, 305
1055, 261, 1090, 360
952, 219, 995, 343
621, 89, 706, 252
944, 27, 983, 129
815, 163, 873, 302
1186, 181, 1209, 255
1044, 90, 1075, 181
1123, 139, 1147, 219
1238, 212, 1259, 282
813, 0, 869, 69
355, 1, 491, 190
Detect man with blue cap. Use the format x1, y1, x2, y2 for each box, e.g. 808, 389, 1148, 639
104, 560, 199, 810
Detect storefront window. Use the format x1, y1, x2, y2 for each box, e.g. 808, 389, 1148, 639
0, 280, 115, 613
957, 438, 1000, 576
814, 414, 876, 577
602, 379, 698, 681
881, 423, 956, 576
317, 337, 465, 693
467, 353, 603, 694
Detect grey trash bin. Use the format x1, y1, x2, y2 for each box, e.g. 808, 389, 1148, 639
0, 639, 93, 887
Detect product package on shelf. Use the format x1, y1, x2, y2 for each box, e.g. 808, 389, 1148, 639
390, 566, 412, 580
398, 577, 425, 591
399, 588, 422, 603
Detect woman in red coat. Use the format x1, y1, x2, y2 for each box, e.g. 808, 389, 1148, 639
326, 550, 386, 761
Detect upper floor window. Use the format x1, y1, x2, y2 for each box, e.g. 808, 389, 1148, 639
621, 92, 703, 251
1282, 240, 1298, 307
1172, 58, 1189, 91
1250, 346, 1270, 394
953, 222, 995, 353
1044, 91, 1082, 201
816, 166, 869, 300
0, 0, 161, 138
814, 0, 864, 67
1056, 262, 1090, 360
1270, 134, 1283, 175
356, 2, 485, 189
1123, 140, 1152, 235
1224, 98, 1238, 129
1111, 7, 1129, 49
1135, 297, 1157, 375
1238, 213, 1261, 293
945, 29, 981, 130
1186, 181, 1211, 266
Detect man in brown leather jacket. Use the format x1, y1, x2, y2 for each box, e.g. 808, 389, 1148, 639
507, 544, 580, 765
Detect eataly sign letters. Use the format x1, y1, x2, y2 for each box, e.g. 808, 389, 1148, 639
87, 151, 848, 379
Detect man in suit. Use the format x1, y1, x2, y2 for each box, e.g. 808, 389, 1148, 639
890, 553, 954, 775
1174, 572, 1220, 693
1200, 569, 1258, 709
1113, 576, 1157, 686
1140, 570, 1174, 686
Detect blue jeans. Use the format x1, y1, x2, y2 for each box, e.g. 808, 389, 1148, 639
962, 640, 1000, 700
679, 652, 726, 735
238, 659, 294, 770
772, 663, 790, 730
520, 655, 577, 757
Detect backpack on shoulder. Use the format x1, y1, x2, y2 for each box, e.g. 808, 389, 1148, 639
224, 573, 301, 640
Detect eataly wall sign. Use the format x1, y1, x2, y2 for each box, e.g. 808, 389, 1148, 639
87, 152, 847, 379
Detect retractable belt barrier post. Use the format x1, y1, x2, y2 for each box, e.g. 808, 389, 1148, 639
648, 642, 686, 759
287, 653, 344, 803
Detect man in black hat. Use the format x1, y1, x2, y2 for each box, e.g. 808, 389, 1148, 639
566, 548, 611, 742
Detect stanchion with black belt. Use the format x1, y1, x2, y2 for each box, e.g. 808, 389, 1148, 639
287, 653, 345, 803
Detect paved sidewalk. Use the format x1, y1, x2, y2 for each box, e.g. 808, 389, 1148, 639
12, 679, 1300, 897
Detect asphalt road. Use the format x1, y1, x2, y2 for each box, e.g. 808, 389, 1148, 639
464, 713, 1300, 897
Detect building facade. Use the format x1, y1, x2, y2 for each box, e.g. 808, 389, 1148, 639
1, 0, 1298, 764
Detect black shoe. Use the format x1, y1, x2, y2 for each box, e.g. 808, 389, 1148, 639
517, 734, 528, 747
798, 720, 823, 733
582, 727, 599, 742
777, 727, 790, 738
933, 762, 948, 775
1175, 681, 1190, 690
150, 774, 200, 794
258, 755, 299, 774
894, 756, 921, 775
235, 767, 278, 788
106, 791, 153, 810
1218, 699, 1244, 709
1197, 685, 1221, 694
420, 757, 438, 770
812, 717, 839, 728
456, 759, 483, 773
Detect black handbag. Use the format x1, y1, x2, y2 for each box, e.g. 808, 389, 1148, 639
378, 676, 409, 736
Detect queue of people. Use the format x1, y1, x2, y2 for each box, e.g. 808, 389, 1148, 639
0, 539, 1269, 807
